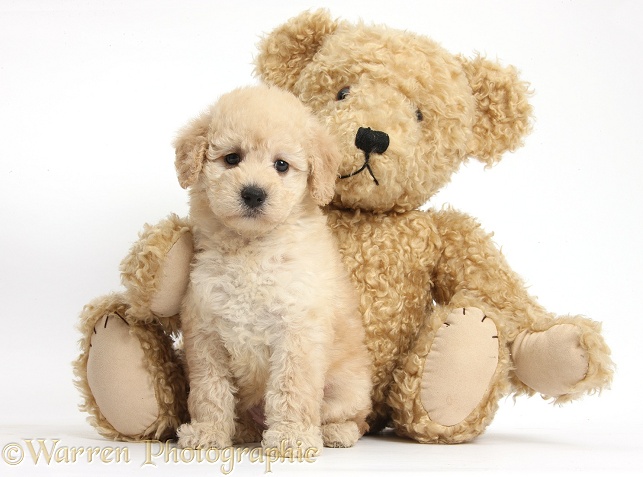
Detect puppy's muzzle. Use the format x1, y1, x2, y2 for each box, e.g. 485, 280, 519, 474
241, 185, 267, 212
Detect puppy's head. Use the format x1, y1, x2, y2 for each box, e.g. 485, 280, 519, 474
175, 85, 340, 237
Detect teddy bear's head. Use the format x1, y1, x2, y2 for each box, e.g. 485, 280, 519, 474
255, 10, 532, 213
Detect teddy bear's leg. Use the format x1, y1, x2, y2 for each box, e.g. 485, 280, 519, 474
511, 316, 612, 402
73, 293, 189, 441
389, 303, 510, 444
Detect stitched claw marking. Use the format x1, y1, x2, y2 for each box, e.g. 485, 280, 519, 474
114, 311, 129, 326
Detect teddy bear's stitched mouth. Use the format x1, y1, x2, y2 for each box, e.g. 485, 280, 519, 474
339, 127, 390, 185
339, 155, 380, 185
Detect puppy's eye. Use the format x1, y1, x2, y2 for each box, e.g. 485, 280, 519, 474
415, 108, 424, 122
336, 86, 350, 101
224, 153, 241, 166
274, 159, 289, 173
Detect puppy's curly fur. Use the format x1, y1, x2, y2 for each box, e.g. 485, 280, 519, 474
174, 85, 372, 452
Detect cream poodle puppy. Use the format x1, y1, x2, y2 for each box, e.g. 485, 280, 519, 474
173, 85, 372, 453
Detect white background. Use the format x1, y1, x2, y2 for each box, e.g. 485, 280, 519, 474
1, 0, 642, 475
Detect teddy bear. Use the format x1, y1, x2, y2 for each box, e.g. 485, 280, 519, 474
73, 9, 613, 444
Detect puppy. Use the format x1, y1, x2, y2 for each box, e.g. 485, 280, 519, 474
174, 85, 372, 453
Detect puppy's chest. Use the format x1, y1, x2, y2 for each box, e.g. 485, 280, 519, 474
191, 248, 294, 341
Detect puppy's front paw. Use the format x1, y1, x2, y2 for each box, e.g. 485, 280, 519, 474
322, 421, 360, 448
177, 422, 232, 449
262, 426, 323, 457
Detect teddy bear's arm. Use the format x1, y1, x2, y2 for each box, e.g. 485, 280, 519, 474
119, 214, 193, 333
73, 214, 194, 441
429, 208, 552, 338
428, 207, 613, 400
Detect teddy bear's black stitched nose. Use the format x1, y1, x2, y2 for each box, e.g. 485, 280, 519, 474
241, 186, 267, 209
355, 127, 390, 155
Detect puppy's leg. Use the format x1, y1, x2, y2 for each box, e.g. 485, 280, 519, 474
318, 302, 373, 448
321, 348, 372, 447
261, 330, 325, 455
177, 306, 236, 449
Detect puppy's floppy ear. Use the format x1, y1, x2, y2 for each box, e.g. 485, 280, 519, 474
308, 121, 341, 206
174, 109, 212, 189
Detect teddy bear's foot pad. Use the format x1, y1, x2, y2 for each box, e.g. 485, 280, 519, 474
86, 313, 159, 436
421, 307, 499, 426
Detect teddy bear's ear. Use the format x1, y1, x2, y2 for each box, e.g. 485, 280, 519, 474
459, 55, 533, 166
255, 9, 339, 92
308, 121, 342, 206
173, 110, 212, 189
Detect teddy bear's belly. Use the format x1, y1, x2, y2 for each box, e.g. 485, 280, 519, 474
326, 209, 437, 415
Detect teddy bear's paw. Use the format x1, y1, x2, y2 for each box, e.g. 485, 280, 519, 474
511, 320, 612, 400
177, 422, 232, 449
148, 229, 193, 318
262, 426, 323, 457
86, 313, 160, 437
120, 214, 192, 322
421, 307, 499, 426
321, 421, 360, 448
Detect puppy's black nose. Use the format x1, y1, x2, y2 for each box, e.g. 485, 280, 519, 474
355, 127, 389, 155
241, 186, 267, 209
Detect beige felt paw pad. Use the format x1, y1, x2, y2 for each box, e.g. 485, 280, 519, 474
512, 324, 588, 397
421, 307, 499, 426
86, 314, 159, 436
149, 231, 193, 318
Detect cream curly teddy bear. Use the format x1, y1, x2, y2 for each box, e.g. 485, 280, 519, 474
74, 10, 613, 444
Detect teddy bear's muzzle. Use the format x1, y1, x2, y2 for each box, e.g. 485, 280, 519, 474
339, 127, 390, 185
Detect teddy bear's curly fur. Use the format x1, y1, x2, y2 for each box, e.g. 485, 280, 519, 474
73, 10, 613, 445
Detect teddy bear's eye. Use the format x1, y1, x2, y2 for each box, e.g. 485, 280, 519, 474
224, 153, 241, 166
336, 86, 351, 101
415, 109, 424, 122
